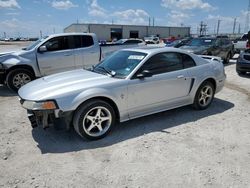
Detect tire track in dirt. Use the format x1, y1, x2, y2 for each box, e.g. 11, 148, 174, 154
225, 81, 250, 101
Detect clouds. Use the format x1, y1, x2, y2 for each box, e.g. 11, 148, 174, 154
113, 9, 149, 25
161, 0, 215, 11
51, 0, 78, 10
86, 0, 150, 25
87, 0, 107, 17
0, 0, 20, 9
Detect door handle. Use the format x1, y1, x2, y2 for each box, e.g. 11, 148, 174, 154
177, 75, 185, 79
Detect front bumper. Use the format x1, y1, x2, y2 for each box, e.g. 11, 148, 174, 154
26, 109, 73, 130
20, 99, 73, 130
236, 62, 250, 72
0, 64, 6, 84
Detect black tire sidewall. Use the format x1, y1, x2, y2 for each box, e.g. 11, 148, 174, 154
193, 81, 215, 110
6, 69, 34, 92
74, 100, 116, 140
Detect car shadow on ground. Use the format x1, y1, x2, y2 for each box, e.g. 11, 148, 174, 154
0, 85, 17, 97
238, 72, 250, 78
31, 98, 234, 154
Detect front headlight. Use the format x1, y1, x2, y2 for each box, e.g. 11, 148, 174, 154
22, 100, 57, 110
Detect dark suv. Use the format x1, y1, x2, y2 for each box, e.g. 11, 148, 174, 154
180, 37, 234, 63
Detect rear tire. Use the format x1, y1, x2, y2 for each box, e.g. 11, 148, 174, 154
6, 68, 34, 92
224, 52, 231, 64
192, 81, 215, 110
73, 100, 116, 140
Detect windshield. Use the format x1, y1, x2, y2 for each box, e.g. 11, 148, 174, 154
188, 38, 215, 47
115, 39, 126, 44
24, 36, 48, 50
94, 50, 147, 78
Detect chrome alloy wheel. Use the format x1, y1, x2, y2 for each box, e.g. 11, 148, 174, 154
82, 106, 112, 137
13, 73, 31, 88
198, 85, 213, 107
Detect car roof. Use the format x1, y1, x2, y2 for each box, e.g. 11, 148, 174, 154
120, 46, 193, 55
47, 32, 96, 38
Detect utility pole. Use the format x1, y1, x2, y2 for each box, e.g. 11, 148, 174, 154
4, 32, 6, 39
233, 18, 237, 34
244, 0, 250, 32
153, 17, 155, 27
238, 23, 241, 34
148, 17, 151, 26
216, 20, 221, 36
199, 21, 207, 36
40, 30, 42, 38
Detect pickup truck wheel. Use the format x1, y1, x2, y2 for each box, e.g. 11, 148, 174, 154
192, 81, 215, 110
6, 68, 34, 92
224, 53, 231, 64
73, 100, 116, 140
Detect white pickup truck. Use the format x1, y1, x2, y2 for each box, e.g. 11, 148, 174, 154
233, 33, 249, 53
0, 33, 143, 91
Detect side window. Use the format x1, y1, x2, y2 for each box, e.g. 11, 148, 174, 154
82, 35, 94, 47
181, 54, 196, 68
140, 52, 183, 75
241, 34, 248, 41
74, 35, 94, 48
43, 36, 69, 51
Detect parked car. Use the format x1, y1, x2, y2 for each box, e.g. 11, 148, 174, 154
0, 33, 100, 91
236, 49, 250, 74
19, 47, 226, 140
114, 38, 144, 45
233, 33, 249, 53
180, 37, 234, 64
0, 33, 144, 91
144, 36, 160, 44
166, 37, 193, 48
162, 36, 176, 44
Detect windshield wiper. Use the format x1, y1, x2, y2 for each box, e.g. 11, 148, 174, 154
96, 66, 116, 77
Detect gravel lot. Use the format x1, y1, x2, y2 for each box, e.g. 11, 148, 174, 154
0, 44, 250, 188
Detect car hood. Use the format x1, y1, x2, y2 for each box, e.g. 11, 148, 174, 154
0, 50, 32, 63
18, 69, 120, 101
180, 45, 210, 54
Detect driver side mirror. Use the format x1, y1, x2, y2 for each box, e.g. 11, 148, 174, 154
38, 46, 47, 53
136, 70, 153, 79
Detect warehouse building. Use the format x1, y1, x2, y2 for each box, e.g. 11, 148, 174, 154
64, 23, 190, 41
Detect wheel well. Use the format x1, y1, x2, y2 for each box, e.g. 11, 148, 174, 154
6, 65, 35, 76
77, 97, 120, 122
204, 78, 216, 90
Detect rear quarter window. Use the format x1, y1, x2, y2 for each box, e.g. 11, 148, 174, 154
74, 35, 94, 48
181, 54, 196, 68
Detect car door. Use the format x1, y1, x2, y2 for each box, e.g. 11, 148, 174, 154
127, 52, 193, 119
37, 36, 76, 76
74, 35, 99, 69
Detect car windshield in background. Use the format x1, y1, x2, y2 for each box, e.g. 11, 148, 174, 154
115, 39, 127, 44
24, 36, 48, 50
94, 51, 147, 78
188, 38, 215, 46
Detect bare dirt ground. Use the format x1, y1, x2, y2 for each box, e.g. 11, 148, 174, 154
0, 44, 250, 188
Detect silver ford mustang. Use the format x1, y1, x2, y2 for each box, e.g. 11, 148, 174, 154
18, 47, 226, 140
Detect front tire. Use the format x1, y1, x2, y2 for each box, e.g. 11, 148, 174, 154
6, 68, 34, 92
73, 100, 116, 140
193, 81, 215, 110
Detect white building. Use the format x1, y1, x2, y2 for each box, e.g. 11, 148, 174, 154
64, 23, 190, 41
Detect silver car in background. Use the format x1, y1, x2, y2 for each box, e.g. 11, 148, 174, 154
19, 47, 226, 140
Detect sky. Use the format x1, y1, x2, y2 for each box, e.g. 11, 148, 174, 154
0, 0, 249, 37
